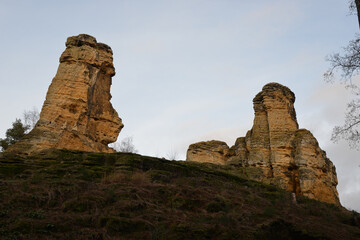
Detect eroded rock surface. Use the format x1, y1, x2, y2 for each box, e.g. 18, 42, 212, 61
186, 83, 339, 205
6, 34, 123, 155
187, 140, 231, 165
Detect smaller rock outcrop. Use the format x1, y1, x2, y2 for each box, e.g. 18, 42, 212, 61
187, 140, 231, 165
6, 34, 123, 155
187, 83, 339, 205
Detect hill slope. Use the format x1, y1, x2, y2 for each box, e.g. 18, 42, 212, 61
0, 150, 359, 240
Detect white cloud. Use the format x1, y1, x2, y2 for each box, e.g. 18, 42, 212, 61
299, 82, 360, 211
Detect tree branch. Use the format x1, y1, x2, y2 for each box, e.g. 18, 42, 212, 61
356, 0, 360, 29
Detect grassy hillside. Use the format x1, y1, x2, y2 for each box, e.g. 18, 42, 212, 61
0, 150, 359, 240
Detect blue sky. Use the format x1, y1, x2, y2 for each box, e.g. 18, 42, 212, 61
0, 0, 359, 210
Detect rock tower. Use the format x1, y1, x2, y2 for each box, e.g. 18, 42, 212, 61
187, 83, 339, 205
6, 34, 123, 155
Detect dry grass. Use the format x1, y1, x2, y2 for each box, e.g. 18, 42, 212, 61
0, 150, 359, 240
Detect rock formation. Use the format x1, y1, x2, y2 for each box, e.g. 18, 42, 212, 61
187, 83, 339, 205
6, 34, 123, 155
187, 140, 231, 165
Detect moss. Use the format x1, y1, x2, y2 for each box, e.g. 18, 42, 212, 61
30, 172, 43, 184
151, 224, 167, 240
169, 196, 203, 211
170, 196, 186, 209
263, 183, 279, 192
11, 220, 32, 234
76, 167, 106, 181
64, 199, 92, 212
74, 215, 94, 228
169, 223, 235, 240
84, 153, 105, 162
0, 163, 27, 177
0, 209, 9, 218
105, 217, 148, 235
255, 219, 328, 240
205, 195, 231, 213
261, 206, 278, 218
24, 210, 45, 219
104, 187, 117, 204
206, 201, 225, 213
262, 191, 283, 201
148, 170, 173, 183
243, 166, 265, 180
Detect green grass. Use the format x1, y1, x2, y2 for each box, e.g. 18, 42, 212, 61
0, 149, 359, 239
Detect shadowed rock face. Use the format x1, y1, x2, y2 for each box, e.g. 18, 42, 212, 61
6, 34, 123, 155
187, 83, 339, 205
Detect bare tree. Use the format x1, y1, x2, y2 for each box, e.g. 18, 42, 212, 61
166, 149, 179, 160
324, 37, 360, 84
349, 0, 360, 28
324, 1, 360, 149
331, 99, 360, 149
110, 136, 138, 153
23, 107, 40, 133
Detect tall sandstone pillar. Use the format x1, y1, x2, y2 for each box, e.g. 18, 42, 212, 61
246, 83, 298, 179
6, 34, 123, 155
187, 83, 339, 205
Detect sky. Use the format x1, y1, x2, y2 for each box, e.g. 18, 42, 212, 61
0, 0, 359, 211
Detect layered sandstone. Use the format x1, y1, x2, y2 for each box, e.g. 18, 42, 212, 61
6, 34, 123, 155
186, 83, 339, 205
187, 140, 231, 165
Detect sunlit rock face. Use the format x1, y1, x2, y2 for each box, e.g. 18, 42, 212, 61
186, 83, 339, 205
6, 34, 123, 155
187, 140, 231, 165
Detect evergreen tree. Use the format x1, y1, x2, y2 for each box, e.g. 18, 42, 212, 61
0, 119, 29, 151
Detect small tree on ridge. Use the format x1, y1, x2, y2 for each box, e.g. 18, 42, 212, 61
0, 119, 29, 151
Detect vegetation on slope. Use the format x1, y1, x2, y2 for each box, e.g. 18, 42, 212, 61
0, 150, 359, 240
